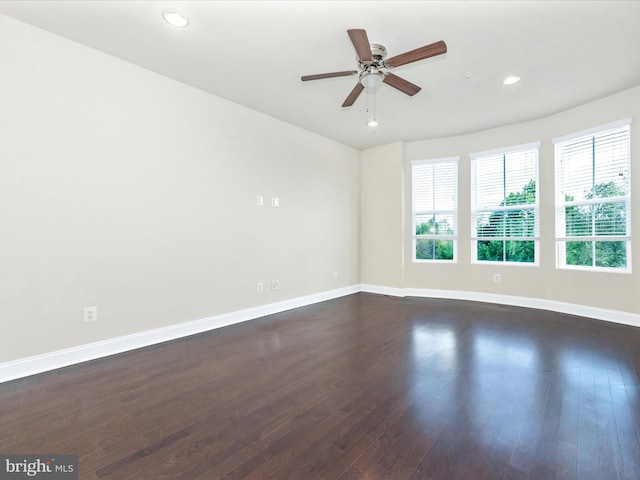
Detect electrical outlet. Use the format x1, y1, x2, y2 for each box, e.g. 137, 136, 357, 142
271, 280, 280, 291
493, 274, 501, 283
83, 306, 97, 322
257, 282, 264, 293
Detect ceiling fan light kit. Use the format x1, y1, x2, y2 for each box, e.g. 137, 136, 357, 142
360, 71, 384, 89
301, 28, 447, 109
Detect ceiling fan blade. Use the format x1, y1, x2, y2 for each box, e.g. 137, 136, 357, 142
301, 70, 358, 81
385, 40, 447, 68
347, 29, 373, 62
342, 83, 365, 107
383, 73, 421, 96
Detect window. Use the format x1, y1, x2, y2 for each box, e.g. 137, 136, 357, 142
471, 143, 540, 264
412, 158, 458, 261
554, 119, 631, 271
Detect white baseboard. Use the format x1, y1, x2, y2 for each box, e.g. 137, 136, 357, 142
357, 283, 406, 298
3, 283, 638, 384
361, 284, 640, 328
0, 285, 359, 384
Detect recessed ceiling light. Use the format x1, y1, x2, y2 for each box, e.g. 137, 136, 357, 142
503, 75, 521, 85
163, 11, 189, 28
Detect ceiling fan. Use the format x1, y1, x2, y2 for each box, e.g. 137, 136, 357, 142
301, 29, 447, 107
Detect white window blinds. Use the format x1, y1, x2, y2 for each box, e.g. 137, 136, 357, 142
412, 159, 458, 261
471, 143, 540, 263
554, 119, 631, 270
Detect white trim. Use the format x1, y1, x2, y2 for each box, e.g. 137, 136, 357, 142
470, 258, 539, 267
411, 156, 460, 166
554, 263, 632, 275
552, 117, 632, 144
360, 284, 407, 297
366, 285, 640, 328
0, 285, 359, 384
470, 141, 541, 159
4, 283, 639, 384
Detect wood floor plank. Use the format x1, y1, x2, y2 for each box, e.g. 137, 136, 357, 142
576, 367, 600, 480
555, 363, 580, 480
2, 293, 640, 480
594, 367, 625, 480
609, 383, 640, 479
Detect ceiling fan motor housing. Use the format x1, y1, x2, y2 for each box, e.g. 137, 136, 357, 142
359, 44, 388, 77
370, 43, 387, 63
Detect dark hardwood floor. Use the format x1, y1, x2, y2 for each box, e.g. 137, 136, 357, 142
2, 293, 640, 479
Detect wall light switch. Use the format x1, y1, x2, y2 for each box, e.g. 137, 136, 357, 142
271, 197, 279, 207
257, 195, 264, 206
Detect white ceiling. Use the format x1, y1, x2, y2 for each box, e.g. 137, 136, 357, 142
1, 0, 639, 150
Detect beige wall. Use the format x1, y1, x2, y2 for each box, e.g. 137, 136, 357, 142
361, 85, 640, 314
0, 14, 359, 363
360, 142, 404, 289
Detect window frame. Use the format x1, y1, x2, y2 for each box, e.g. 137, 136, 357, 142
470, 142, 541, 266
411, 157, 459, 263
553, 118, 632, 273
